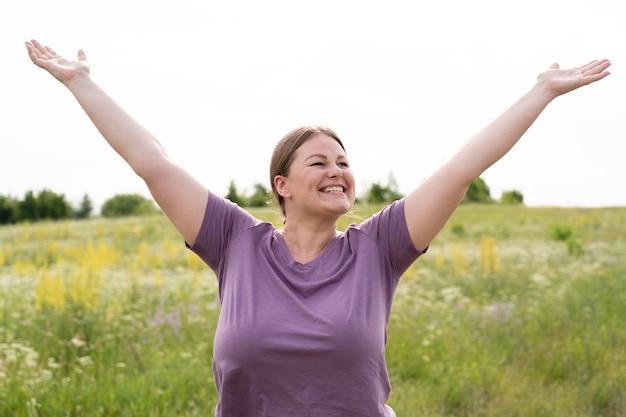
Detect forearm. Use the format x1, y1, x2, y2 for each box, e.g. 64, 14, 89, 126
447, 81, 555, 183
66, 75, 167, 178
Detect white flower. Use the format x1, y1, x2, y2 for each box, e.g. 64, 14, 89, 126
77, 356, 94, 367
70, 337, 86, 347
47, 358, 61, 369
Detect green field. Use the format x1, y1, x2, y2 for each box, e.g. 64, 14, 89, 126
1, 204, 625, 416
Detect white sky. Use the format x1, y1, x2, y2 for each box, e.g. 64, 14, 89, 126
2, 0, 624, 210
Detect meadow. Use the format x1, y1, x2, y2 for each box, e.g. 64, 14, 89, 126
1, 203, 625, 416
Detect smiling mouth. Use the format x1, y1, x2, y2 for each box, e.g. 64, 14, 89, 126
321, 186, 344, 193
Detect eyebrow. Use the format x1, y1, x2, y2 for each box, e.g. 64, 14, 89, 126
304, 153, 347, 161
304, 153, 328, 161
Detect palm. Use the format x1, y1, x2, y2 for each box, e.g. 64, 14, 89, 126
538, 60, 611, 97
26, 39, 89, 84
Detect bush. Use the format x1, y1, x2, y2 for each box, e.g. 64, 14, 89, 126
462, 177, 493, 204
101, 194, 159, 217
501, 189, 524, 204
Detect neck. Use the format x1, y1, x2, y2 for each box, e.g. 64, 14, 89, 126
281, 221, 338, 264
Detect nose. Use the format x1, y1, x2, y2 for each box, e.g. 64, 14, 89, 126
328, 164, 343, 178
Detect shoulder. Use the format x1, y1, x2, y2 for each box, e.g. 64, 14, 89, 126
350, 199, 423, 273
188, 192, 273, 268
355, 199, 407, 237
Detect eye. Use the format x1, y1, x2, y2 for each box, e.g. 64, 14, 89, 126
338, 162, 350, 168
311, 162, 324, 167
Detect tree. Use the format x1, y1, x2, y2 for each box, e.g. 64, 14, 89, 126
224, 180, 245, 206
0, 195, 19, 225
248, 183, 271, 207
462, 177, 493, 204
36, 189, 72, 220
18, 191, 39, 221
501, 189, 524, 205
74, 194, 94, 219
366, 173, 403, 204
101, 194, 158, 217
367, 183, 388, 204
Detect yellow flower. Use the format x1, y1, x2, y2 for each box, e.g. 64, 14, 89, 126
34, 267, 65, 311
479, 237, 499, 274
450, 243, 467, 276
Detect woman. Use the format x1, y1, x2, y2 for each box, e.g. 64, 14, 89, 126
25, 39, 610, 416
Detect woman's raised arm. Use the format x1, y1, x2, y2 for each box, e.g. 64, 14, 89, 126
25, 40, 208, 245
404, 59, 611, 252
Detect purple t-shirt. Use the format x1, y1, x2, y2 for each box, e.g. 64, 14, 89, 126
189, 192, 424, 417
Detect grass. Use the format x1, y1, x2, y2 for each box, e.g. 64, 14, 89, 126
1, 203, 625, 416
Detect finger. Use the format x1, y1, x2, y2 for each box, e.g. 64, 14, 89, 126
30, 39, 48, 55
25, 41, 46, 63
77, 49, 87, 61
581, 59, 611, 74
43, 45, 60, 59
27, 40, 52, 62
581, 71, 611, 86
550, 63, 560, 70
591, 59, 611, 74
24, 42, 39, 63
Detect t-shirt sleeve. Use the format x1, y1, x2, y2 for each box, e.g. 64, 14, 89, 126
358, 198, 425, 277
186, 191, 258, 271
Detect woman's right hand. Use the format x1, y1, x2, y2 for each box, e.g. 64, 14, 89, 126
25, 39, 90, 85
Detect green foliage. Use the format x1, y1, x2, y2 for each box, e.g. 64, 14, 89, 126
0, 195, 19, 224
366, 173, 403, 203
0, 190, 90, 225
549, 224, 584, 255
550, 224, 573, 241
462, 177, 493, 204
73, 194, 94, 219
18, 190, 38, 221
501, 189, 524, 204
450, 223, 466, 237
36, 189, 72, 220
224, 180, 271, 208
224, 179, 245, 206
101, 193, 159, 217
247, 183, 271, 207
12, 189, 72, 222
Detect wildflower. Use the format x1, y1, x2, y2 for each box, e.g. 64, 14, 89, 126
435, 252, 444, 269
479, 237, 499, 274
488, 302, 512, 323
34, 267, 65, 311
47, 358, 61, 369
167, 310, 182, 335
77, 356, 94, 367
449, 243, 467, 276
70, 336, 87, 348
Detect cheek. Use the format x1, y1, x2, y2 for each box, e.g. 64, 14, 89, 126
345, 170, 356, 187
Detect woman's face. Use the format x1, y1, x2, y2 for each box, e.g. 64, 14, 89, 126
275, 133, 355, 221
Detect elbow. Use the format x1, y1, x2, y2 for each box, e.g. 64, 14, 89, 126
130, 149, 171, 182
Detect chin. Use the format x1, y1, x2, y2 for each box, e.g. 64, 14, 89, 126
332, 201, 353, 215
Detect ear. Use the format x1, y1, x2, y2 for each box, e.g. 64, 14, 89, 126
274, 175, 290, 198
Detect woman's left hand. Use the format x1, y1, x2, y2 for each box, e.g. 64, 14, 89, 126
538, 59, 611, 97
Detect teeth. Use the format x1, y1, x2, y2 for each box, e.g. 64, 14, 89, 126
323, 186, 343, 193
